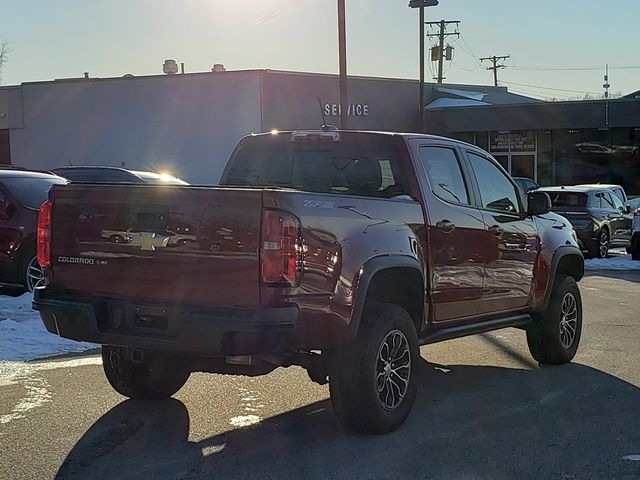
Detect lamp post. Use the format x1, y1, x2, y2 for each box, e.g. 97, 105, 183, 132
409, 0, 439, 133
338, 0, 348, 129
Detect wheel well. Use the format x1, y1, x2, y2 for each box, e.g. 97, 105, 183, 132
556, 254, 584, 282
363, 267, 424, 332
601, 224, 610, 236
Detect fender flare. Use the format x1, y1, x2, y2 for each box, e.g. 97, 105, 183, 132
537, 245, 584, 312
349, 255, 425, 337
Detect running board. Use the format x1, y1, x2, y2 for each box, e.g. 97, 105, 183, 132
419, 314, 532, 345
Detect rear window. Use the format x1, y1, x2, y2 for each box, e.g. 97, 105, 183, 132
221, 133, 408, 198
6, 176, 67, 209
547, 192, 587, 208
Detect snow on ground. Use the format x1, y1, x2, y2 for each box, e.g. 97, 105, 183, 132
0, 293, 96, 362
585, 248, 640, 271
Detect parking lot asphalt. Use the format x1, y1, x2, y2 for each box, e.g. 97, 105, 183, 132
1, 271, 639, 480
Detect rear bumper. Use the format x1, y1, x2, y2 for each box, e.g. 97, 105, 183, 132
33, 289, 298, 356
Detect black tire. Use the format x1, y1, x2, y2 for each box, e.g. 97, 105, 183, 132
102, 346, 190, 400
328, 303, 419, 434
633, 250, 640, 261
594, 228, 609, 258
527, 275, 582, 365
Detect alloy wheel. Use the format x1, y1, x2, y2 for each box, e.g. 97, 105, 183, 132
375, 329, 411, 411
26, 256, 45, 292
599, 230, 609, 258
559, 292, 578, 349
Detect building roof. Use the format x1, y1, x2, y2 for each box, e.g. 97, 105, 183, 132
425, 85, 541, 110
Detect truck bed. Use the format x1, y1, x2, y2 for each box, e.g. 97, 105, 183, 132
49, 184, 263, 308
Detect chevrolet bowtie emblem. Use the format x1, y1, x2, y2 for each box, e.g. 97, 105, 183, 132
128, 232, 170, 251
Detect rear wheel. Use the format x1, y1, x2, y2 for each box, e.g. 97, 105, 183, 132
102, 346, 190, 400
24, 255, 45, 292
596, 229, 609, 258
328, 303, 419, 434
526, 275, 582, 364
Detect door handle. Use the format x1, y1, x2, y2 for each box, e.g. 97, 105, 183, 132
436, 220, 455, 233
488, 225, 503, 236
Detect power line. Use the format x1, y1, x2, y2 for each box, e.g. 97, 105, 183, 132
499, 80, 600, 95
509, 65, 640, 71
459, 36, 482, 66
452, 60, 482, 72
451, 37, 482, 71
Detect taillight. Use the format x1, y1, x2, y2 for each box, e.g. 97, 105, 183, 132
37, 201, 52, 267
634, 208, 640, 217
261, 209, 302, 286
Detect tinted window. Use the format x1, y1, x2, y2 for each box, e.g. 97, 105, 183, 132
418, 147, 469, 205
599, 192, 615, 209
612, 188, 625, 203
55, 169, 139, 183
223, 134, 408, 198
5, 176, 67, 208
610, 192, 624, 210
549, 192, 588, 207
467, 152, 520, 213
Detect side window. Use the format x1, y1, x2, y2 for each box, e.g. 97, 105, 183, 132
467, 152, 521, 214
601, 192, 615, 209
418, 147, 470, 205
610, 192, 624, 210
613, 188, 625, 202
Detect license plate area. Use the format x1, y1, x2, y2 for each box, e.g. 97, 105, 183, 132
99, 302, 175, 338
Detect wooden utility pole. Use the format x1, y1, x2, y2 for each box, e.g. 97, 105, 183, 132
479, 55, 510, 87
425, 20, 459, 84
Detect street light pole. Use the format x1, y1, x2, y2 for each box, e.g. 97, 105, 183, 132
409, 0, 439, 133
338, 0, 348, 130
419, 7, 424, 132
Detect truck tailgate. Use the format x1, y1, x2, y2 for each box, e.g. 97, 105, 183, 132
49, 185, 262, 307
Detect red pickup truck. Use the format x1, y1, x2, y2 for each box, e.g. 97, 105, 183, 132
34, 130, 584, 434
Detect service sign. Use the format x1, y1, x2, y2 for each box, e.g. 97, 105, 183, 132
324, 103, 369, 117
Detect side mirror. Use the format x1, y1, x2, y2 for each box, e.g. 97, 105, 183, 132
527, 191, 551, 216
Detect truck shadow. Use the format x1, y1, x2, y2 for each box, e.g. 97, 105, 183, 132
55, 360, 640, 480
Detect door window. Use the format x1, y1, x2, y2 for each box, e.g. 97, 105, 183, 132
467, 152, 521, 214
418, 147, 470, 205
599, 192, 615, 210
610, 192, 625, 211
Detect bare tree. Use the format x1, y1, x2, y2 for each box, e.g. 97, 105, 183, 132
0, 40, 9, 83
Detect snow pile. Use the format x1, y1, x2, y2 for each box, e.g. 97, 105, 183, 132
0, 293, 96, 362
584, 253, 640, 271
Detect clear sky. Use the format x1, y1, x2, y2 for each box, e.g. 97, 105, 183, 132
1, 0, 639, 99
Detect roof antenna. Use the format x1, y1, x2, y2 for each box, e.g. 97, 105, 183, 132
318, 97, 328, 131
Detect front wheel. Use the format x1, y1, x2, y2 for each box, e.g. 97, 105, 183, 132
328, 303, 419, 434
526, 275, 582, 365
102, 346, 190, 400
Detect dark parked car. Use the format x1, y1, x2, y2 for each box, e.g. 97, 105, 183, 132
0, 169, 67, 292
36, 130, 584, 434
538, 186, 632, 258
629, 197, 640, 260
51, 166, 188, 185
577, 183, 628, 204
513, 176, 540, 193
